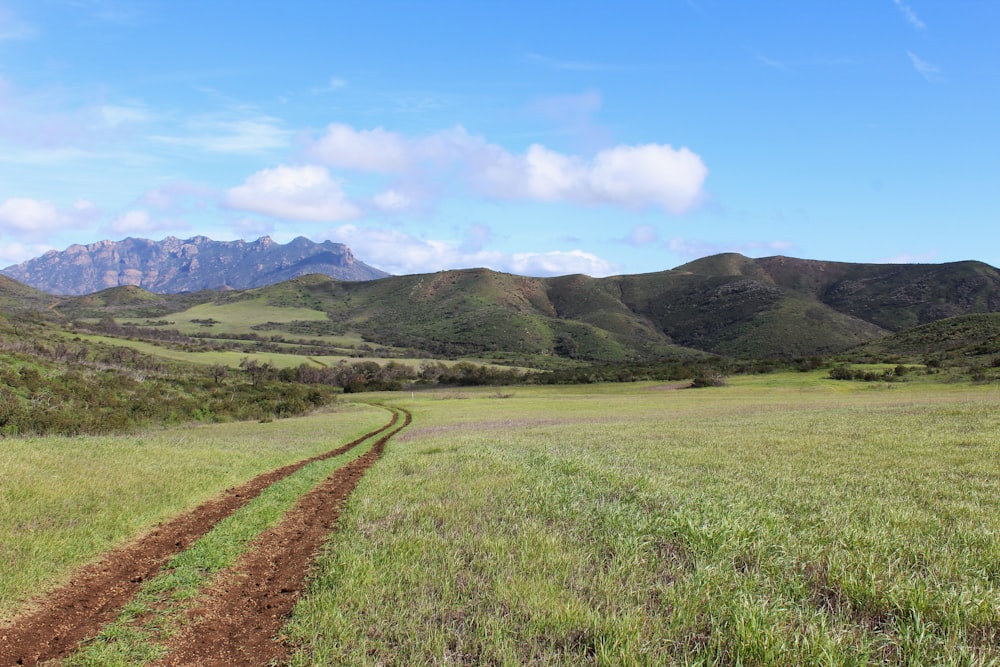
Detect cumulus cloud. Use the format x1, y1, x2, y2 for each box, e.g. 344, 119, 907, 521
0, 197, 99, 235
307, 123, 708, 214
371, 189, 414, 212
325, 224, 618, 277
510, 250, 618, 277
109, 209, 159, 234
224, 165, 361, 222
307, 124, 412, 172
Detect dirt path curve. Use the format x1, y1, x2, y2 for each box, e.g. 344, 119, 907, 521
0, 408, 401, 667
155, 406, 411, 666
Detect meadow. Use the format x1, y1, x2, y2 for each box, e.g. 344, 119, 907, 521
3, 373, 1000, 665
0, 402, 386, 622
287, 376, 1000, 665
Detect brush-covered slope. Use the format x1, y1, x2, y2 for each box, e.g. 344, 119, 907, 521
847, 313, 1000, 364
0, 274, 57, 312
25, 253, 1000, 361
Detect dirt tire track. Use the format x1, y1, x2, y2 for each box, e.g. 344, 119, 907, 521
0, 409, 400, 667
155, 407, 411, 667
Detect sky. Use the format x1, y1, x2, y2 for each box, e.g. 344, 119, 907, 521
0, 0, 997, 277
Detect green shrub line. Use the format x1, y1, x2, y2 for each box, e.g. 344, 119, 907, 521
65, 407, 405, 666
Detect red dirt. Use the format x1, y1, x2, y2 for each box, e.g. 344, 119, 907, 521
0, 409, 400, 667
155, 408, 411, 666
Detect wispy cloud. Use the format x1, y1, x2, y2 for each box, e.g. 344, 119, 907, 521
309, 77, 347, 95
755, 53, 790, 71
66, 0, 149, 26
667, 237, 793, 261
0, 9, 35, 41
907, 51, 943, 82
151, 114, 291, 154
878, 250, 938, 264
524, 52, 613, 72
893, 0, 926, 30
623, 224, 659, 247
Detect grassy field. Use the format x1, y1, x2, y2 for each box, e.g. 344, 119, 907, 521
0, 403, 387, 622
151, 299, 330, 336
4, 373, 1000, 664
69, 333, 422, 369
286, 375, 1000, 665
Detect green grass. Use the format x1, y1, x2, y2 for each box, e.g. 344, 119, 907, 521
0, 403, 386, 622
286, 378, 1000, 665
166, 299, 329, 335
66, 418, 390, 666
68, 333, 425, 369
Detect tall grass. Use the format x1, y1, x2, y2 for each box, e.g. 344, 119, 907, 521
287, 379, 1000, 665
0, 403, 386, 621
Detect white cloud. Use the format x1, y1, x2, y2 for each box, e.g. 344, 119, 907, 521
0, 197, 101, 248
308, 123, 708, 214
372, 189, 413, 212
325, 224, 618, 277
878, 250, 938, 264
510, 250, 618, 277
225, 165, 361, 222
307, 124, 412, 172
893, 0, 926, 30
0, 198, 60, 231
907, 51, 943, 82
667, 237, 793, 261
0, 242, 57, 267
110, 209, 157, 233
587, 144, 708, 213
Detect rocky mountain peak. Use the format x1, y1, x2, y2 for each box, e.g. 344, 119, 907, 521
1, 236, 389, 295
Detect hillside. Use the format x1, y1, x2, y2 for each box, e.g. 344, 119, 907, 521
1, 236, 389, 295
12, 253, 1000, 361
846, 313, 1000, 365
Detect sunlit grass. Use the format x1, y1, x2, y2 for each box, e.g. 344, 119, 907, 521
165, 299, 328, 335
287, 378, 1000, 665
66, 422, 388, 666
0, 403, 386, 621
68, 333, 427, 369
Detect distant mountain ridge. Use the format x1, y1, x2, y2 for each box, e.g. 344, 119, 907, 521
1, 236, 389, 295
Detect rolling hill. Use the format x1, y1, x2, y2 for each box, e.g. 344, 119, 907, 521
35, 253, 1000, 361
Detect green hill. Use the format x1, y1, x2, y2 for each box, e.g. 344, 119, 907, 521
8, 253, 1000, 362
847, 313, 1000, 366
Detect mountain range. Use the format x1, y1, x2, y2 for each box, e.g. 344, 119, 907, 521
4, 246, 994, 361
0, 236, 388, 295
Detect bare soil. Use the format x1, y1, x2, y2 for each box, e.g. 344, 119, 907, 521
0, 408, 403, 667
156, 408, 411, 666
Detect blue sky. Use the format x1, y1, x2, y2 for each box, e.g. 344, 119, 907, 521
0, 0, 997, 277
